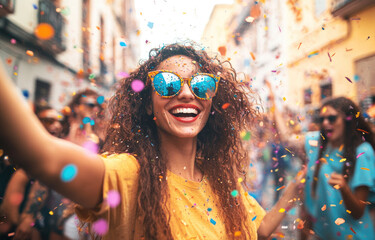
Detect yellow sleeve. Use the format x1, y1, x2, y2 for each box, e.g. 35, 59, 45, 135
75, 153, 140, 223
240, 187, 266, 229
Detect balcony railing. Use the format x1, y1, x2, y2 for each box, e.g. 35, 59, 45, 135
38, 0, 65, 53
332, 0, 375, 17
0, 0, 15, 17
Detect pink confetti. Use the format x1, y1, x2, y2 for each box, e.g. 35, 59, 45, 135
82, 140, 99, 154
356, 152, 364, 158
131, 80, 145, 92
117, 71, 129, 78
92, 219, 108, 236
107, 190, 121, 208
10, 39, 16, 44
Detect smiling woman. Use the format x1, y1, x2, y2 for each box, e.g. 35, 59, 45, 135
0, 43, 304, 240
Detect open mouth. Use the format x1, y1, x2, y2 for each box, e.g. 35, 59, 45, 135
325, 129, 333, 137
169, 106, 201, 122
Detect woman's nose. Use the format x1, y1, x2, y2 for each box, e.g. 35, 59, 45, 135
177, 81, 195, 100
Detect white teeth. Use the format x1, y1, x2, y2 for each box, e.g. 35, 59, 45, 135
171, 108, 198, 115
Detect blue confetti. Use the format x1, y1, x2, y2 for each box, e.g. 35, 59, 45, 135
22, 90, 29, 99
32, 4, 38, 9
90, 119, 95, 126
210, 218, 216, 225
83, 117, 91, 124
120, 41, 127, 47
147, 22, 154, 29
97, 96, 105, 104
252, 215, 257, 221
61, 164, 78, 182
207, 208, 212, 212
353, 75, 360, 82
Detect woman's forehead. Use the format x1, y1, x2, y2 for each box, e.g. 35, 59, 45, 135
156, 55, 199, 75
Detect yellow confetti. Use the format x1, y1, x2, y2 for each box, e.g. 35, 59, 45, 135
279, 208, 285, 213
238, 177, 243, 183
49, 211, 54, 215
339, 200, 343, 204
346, 210, 351, 214
322, 106, 327, 113
300, 178, 306, 183
340, 158, 346, 162
335, 218, 345, 225
333, 184, 340, 190
283, 97, 286, 101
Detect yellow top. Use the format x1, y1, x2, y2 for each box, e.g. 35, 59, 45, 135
76, 154, 266, 239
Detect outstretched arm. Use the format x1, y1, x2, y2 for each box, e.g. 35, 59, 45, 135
265, 80, 305, 153
0, 61, 104, 209
258, 167, 306, 239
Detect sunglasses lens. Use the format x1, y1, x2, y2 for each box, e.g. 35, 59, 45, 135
153, 72, 181, 97
319, 117, 324, 123
191, 75, 216, 99
328, 115, 337, 123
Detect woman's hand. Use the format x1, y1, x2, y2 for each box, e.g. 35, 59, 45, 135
328, 172, 349, 191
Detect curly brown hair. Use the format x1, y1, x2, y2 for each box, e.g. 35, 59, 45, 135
102, 43, 259, 239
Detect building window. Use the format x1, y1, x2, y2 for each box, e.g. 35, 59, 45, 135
320, 83, 332, 100
34, 79, 51, 104
355, 54, 375, 102
304, 88, 312, 105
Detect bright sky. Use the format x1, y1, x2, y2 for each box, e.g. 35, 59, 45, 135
134, 0, 233, 59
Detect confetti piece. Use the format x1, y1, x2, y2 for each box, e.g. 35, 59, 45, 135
335, 218, 345, 225
34, 23, 55, 40
231, 190, 238, 197
328, 52, 332, 62
26, 50, 34, 56
83, 140, 99, 154
218, 46, 227, 56
350, 227, 356, 234
250, 52, 256, 60
83, 117, 91, 124
357, 128, 368, 133
147, 22, 154, 29
245, 16, 255, 22
131, 80, 145, 92
283, 97, 286, 101
61, 164, 78, 182
210, 218, 216, 225
346, 210, 351, 214
360, 167, 369, 171
276, 186, 285, 191
252, 215, 257, 221
96, 26, 100, 30
356, 152, 364, 158
32, 4, 38, 9
308, 51, 319, 58
345, 77, 352, 83
222, 103, 230, 110
89, 74, 95, 79
279, 208, 285, 213
300, 178, 306, 183
107, 190, 121, 208
321, 205, 326, 211
97, 96, 105, 104
234, 231, 241, 237
333, 184, 340, 189
240, 131, 251, 141
49, 211, 54, 215
298, 42, 302, 49
119, 41, 127, 47
0, 149, 3, 157
92, 219, 109, 235
117, 71, 130, 78
297, 220, 304, 229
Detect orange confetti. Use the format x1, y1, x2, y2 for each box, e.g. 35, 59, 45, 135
321, 204, 326, 211
234, 231, 241, 237
222, 103, 230, 110
96, 26, 100, 30
250, 52, 256, 60
218, 46, 227, 56
34, 23, 55, 40
297, 220, 304, 229
26, 50, 34, 56
360, 167, 370, 171
335, 218, 345, 225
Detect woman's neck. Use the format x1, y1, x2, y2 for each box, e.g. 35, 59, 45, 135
159, 132, 202, 182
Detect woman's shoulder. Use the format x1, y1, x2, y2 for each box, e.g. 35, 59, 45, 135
356, 141, 375, 157
100, 152, 140, 171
